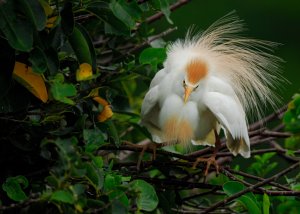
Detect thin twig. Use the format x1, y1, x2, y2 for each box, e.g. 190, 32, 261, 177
135, 176, 222, 190
248, 105, 287, 131
209, 148, 300, 158
111, 27, 177, 63
145, 0, 191, 24
127, 27, 177, 54
202, 161, 300, 213
221, 168, 300, 196
224, 166, 293, 191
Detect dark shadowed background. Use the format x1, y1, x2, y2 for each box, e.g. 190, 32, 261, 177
154, 0, 300, 103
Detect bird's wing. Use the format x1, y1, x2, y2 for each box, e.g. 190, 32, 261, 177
203, 91, 250, 158
141, 85, 159, 117
149, 68, 167, 88
141, 85, 165, 143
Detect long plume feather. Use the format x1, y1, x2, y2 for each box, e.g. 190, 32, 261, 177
168, 12, 285, 122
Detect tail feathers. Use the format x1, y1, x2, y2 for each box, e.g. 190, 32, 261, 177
191, 129, 216, 147
226, 130, 250, 158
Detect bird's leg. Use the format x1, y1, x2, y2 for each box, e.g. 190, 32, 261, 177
123, 141, 159, 170
193, 130, 221, 176
137, 141, 158, 170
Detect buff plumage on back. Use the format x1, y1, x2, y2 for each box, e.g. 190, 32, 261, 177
167, 12, 284, 122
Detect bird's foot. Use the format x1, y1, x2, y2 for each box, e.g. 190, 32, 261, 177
137, 141, 158, 170
192, 155, 220, 176
124, 141, 158, 170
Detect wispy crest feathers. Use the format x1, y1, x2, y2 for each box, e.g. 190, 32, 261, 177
167, 12, 285, 122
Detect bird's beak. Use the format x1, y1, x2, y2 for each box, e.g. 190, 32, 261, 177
184, 86, 193, 103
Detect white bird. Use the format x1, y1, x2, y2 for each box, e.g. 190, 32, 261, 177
141, 13, 282, 175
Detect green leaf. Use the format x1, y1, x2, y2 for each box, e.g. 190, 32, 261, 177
85, 162, 104, 189
106, 120, 121, 147
263, 193, 270, 214
139, 47, 167, 70
109, 0, 141, 29
285, 135, 300, 150
151, 0, 173, 24
87, 199, 105, 208
68, 23, 97, 71
83, 128, 105, 152
92, 156, 104, 168
277, 200, 300, 214
109, 190, 129, 211
29, 47, 48, 74
70, 184, 85, 198
223, 181, 261, 214
104, 174, 117, 191
0, 0, 33, 51
2, 176, 29, 202
19, 0, 47, 31
131, 179, 159, 212
45, 48, 59, 75
86, 1, 130, 36
51, 190, 75, 204
50, 75, 77, 105
283, 94, 300, 133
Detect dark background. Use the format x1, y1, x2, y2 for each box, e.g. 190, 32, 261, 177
154, 0, 300, 103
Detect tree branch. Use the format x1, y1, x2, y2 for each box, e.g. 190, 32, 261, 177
145, 0, 191, 24
249, 105, 287, 131
203, 161, 300, 213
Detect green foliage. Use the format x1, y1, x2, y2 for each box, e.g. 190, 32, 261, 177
223, 181, 261, 214
131, 179, 159, 211
2, 176, 29, 202
151, 0, 173, 24
139, 47, 167, 70
263, 193, 270, 214
110, 0, 142, 29
0, 0, 299, 213
83, 128, 106, 152
0, 0, 171, 212
283, 94, 300, 132
50, 74, 77, 105
248, 153, 278, 177
283, 94, 300, 150
29, 47, 48, 74
50, 190, 75, 204
276, 198, 300, 214
0, 0, 33, 51
68, 23, 97, 71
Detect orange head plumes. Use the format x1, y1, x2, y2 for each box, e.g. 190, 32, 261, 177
186, 59, 208, 84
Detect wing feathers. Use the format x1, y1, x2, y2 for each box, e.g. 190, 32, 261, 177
204, 91, 250, 158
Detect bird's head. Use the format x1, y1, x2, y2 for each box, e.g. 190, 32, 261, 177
183, 59, 208, 103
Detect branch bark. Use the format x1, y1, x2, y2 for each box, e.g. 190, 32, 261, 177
203, 161, 300, 213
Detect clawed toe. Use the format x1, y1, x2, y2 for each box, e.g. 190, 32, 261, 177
193, 156, 219, 176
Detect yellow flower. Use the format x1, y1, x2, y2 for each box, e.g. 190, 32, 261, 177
76, 63, 93, 81
46, 16, 58, 28
93, 96, 113, 122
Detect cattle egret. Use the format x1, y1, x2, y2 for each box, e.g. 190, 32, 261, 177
141, 13, 282, 175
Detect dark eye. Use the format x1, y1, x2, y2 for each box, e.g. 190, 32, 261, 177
183, 80, 186, 87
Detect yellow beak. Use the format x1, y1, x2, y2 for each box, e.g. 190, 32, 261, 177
184, 86, 193, 103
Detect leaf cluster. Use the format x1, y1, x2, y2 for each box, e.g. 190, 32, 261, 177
0, 0, 299, 213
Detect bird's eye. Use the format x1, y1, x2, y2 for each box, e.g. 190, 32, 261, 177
183, 80, 186, 87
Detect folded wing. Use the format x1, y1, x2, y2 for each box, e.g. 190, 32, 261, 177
203, 91, 250, 158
